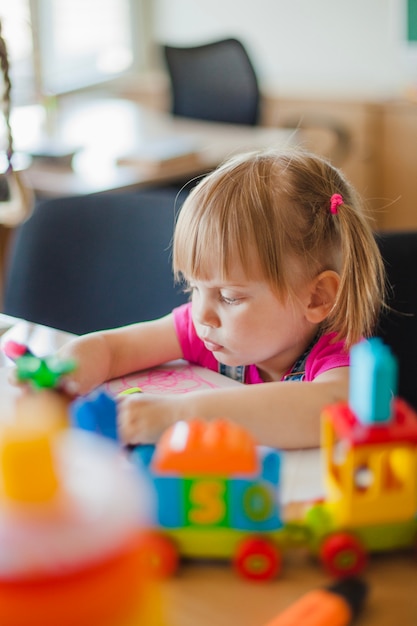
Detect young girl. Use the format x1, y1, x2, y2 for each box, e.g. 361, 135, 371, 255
58, 149, 385, 449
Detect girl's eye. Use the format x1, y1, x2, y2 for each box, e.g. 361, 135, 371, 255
220, 294, 240, 305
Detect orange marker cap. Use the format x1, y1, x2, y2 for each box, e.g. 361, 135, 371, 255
264, 578, 368, 626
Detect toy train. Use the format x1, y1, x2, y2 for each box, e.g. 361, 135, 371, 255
7, 337, 417, 582
67, 337, 417, 582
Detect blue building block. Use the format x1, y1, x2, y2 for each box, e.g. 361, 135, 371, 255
70, 389, 119, 441
349, 338, 398, 425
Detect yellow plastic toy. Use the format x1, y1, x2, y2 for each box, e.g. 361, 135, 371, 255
305, 338, 417, 575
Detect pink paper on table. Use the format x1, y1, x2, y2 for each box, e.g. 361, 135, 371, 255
104, 360, 241, 396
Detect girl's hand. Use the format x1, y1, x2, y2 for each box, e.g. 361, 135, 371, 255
57, 333, 112, 396
117, 394, 180, 445
7, 365, 79, 402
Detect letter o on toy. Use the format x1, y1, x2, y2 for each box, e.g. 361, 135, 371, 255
243, 485, 273, 522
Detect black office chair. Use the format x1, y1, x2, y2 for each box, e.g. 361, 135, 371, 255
3, 190, 189, 335
163, 38, 260, 126
375, 230, 417, 410
162, 37, 351, 167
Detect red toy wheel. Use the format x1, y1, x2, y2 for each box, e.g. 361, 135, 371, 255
135, 531, 179, 579
233, 537, 282, 581
320, 532, 367, 577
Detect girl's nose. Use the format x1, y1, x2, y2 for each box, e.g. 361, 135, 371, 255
194, 297, 219, 328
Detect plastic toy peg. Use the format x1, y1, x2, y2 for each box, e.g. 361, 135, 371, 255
71, 388, 144, 441
17, 354, 76, 390
3, 340, 77, 391
118, 387, 143, 395
152, 418, 258, 474
70, 389, 119, 441
3, 339, 34, 360
349, 338, 397, 425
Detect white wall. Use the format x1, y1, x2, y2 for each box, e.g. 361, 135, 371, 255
153, 0, 416, 100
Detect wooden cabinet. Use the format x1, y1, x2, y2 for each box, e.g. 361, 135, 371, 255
260, 95, 417, 232
380, 101, 417, 230
261, 94, 384, 229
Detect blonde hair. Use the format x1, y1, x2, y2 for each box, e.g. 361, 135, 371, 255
173, 149, 385, 348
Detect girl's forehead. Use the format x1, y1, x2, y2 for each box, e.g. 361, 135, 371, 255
186, 252, 265, 285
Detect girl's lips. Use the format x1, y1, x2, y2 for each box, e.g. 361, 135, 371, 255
203, 339, 223, 352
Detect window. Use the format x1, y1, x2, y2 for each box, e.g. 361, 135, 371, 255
0, 0, 148, 105
0, 0, 35, 104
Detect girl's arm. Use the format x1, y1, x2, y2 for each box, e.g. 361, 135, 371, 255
118, 366, 350, 449
59, 314, 183, 395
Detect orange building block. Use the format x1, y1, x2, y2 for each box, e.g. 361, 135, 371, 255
152, 419, 258, 475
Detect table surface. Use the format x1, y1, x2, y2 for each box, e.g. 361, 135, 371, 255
0, 314, 415, 625
12, 98, 297, 198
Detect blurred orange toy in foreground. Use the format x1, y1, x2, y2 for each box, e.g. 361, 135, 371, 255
0, 391, 158, 626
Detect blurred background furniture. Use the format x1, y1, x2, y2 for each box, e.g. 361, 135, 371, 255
375, 230, 417, 410
14, 97, 295, 199
162, 37, 352, 168
2, 189, 189, 334
163, 38, 261, 125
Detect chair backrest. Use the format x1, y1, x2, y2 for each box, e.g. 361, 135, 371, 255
375, 230, 417, 410
163, 38, 260, 126
3, 190, 189, 335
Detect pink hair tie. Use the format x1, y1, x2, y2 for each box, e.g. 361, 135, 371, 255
330, 193, 343, 214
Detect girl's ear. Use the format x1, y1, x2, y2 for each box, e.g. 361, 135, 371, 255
305, 270, 340, 324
